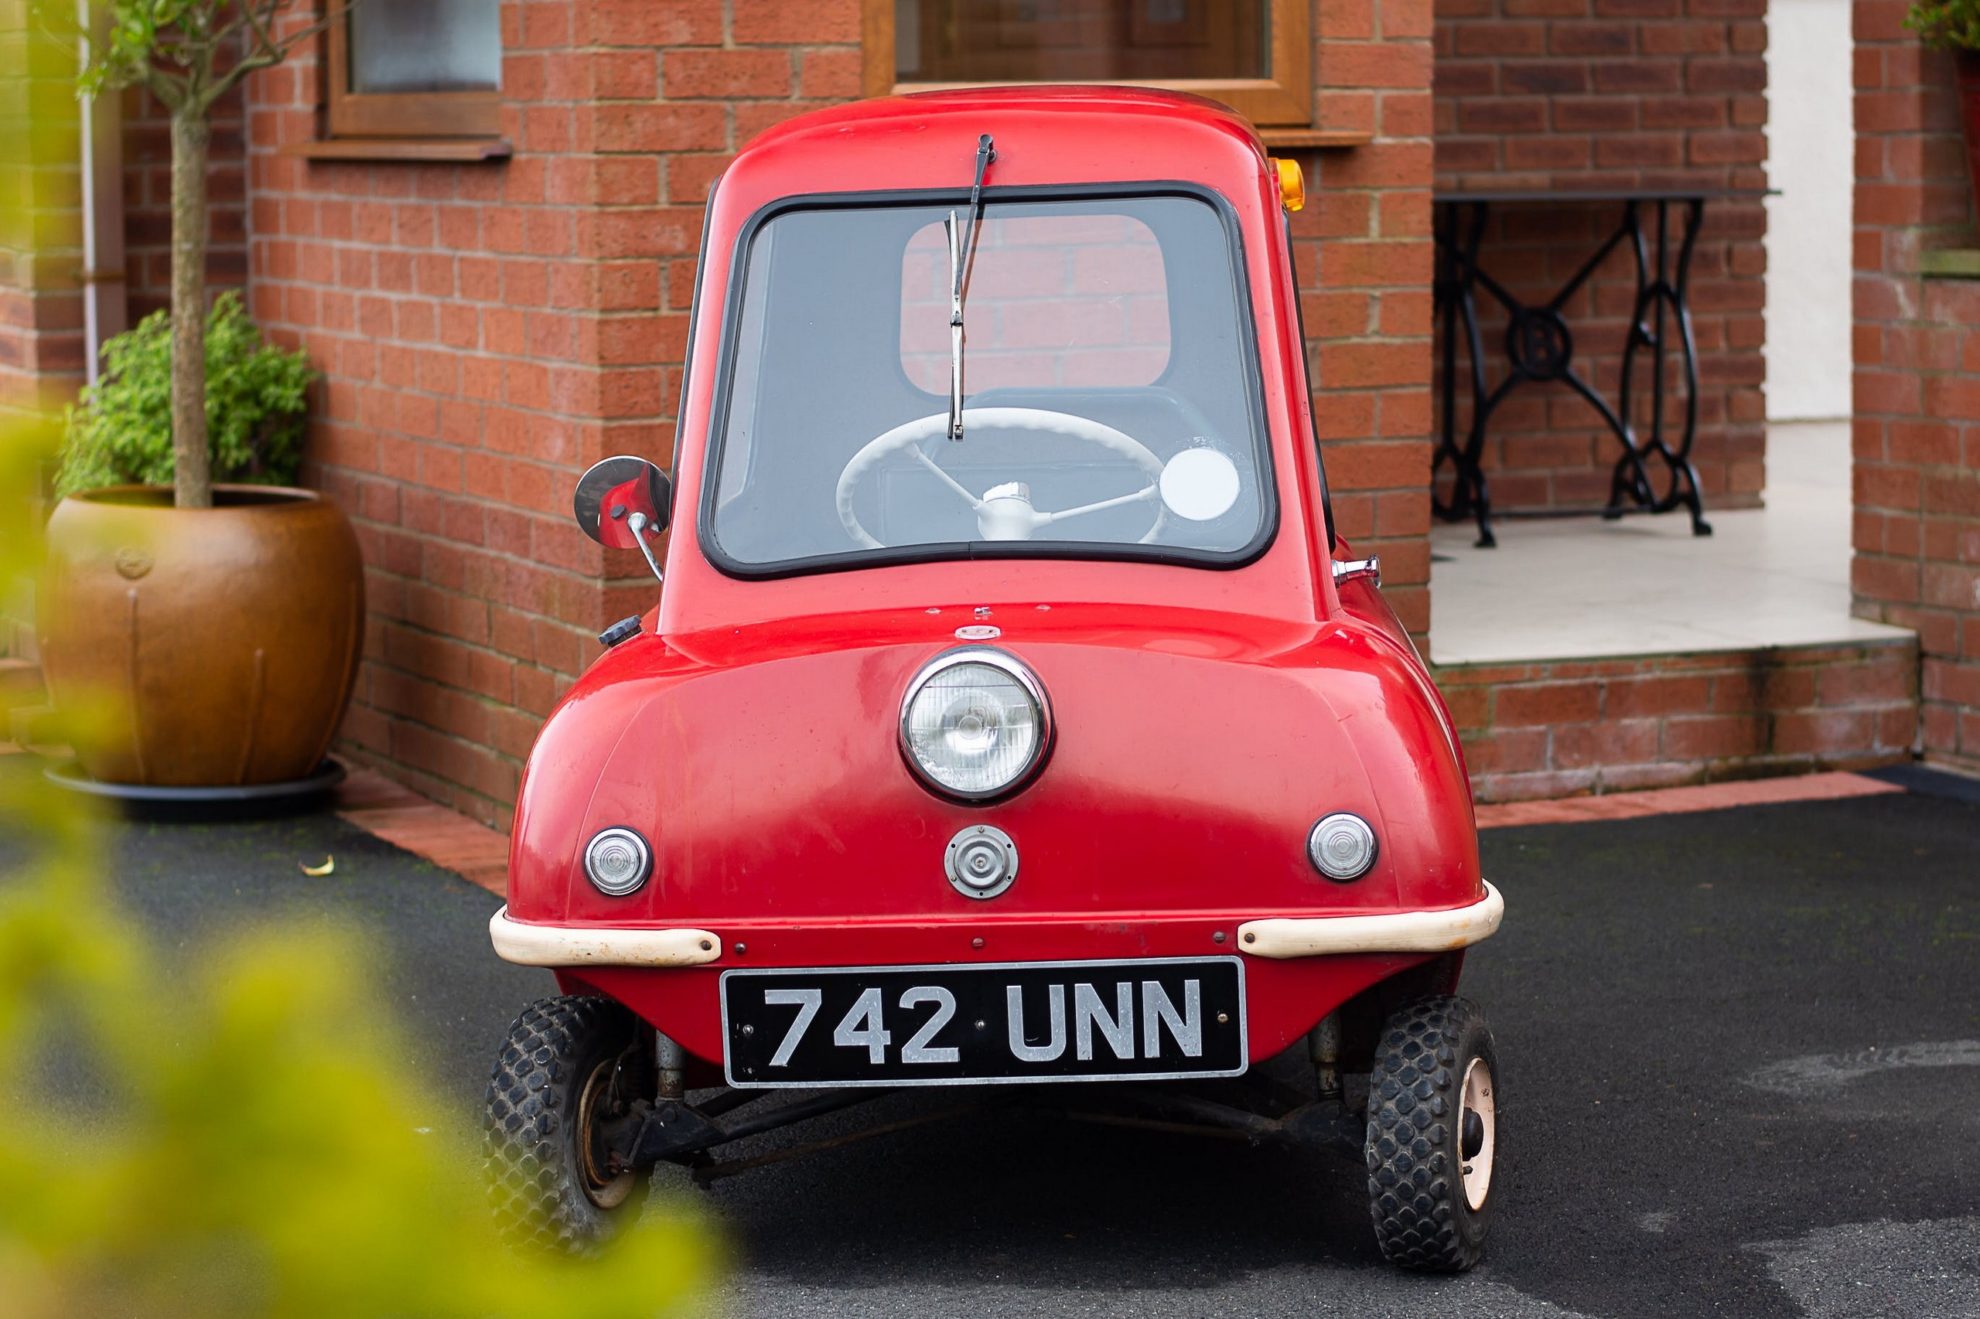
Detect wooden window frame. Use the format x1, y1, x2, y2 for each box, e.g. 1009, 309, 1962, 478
324, 7, 501, 140
862, 0, 1312, 129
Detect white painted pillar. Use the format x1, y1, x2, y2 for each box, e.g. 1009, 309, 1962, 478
1765, 0, 1854, 422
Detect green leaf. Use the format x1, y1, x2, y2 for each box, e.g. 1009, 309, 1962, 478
1906, 0, 1980, 50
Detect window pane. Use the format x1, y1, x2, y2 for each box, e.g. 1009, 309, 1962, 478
709, 195, 1269, 570
896, 0, 1268, 84
351, 0, 502, 94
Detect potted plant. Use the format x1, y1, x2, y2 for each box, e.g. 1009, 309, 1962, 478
1907, 0, 1980, 221
38, 2, 363, 799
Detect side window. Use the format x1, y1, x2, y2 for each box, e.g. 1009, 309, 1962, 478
718, 227, 776, 510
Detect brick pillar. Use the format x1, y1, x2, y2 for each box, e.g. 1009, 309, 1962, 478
1852, 1, 1980, 771
1, 5, 83, 666
1301, 0, 1438, 638
0, 4, 84, 420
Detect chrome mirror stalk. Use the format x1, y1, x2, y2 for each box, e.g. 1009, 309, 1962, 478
1332, 555, 1380, 587
626, 511, 665, 584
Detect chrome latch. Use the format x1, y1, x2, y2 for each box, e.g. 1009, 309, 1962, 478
1332, 555, 1380, 587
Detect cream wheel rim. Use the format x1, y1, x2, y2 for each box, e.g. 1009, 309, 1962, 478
577, 1059, 636, 1210
1459, 1055, 1496, 1211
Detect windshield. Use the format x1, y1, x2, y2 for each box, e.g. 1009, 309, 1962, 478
702, 190, 1273, 574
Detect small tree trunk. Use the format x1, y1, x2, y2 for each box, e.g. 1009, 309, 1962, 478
169, 108, 212, 509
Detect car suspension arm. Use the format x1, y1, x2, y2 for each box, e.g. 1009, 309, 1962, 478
1056, 1086, 1366, 1151
685, 1102, 990, 1187
601, 1082, 1364, 1185
605, 1087, 904, 1173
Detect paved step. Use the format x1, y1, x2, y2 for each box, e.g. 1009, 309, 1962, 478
335, 768, 510, 897
6, 703, 66, 757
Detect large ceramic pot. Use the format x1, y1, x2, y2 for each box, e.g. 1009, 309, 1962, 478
39, 485, 364, 787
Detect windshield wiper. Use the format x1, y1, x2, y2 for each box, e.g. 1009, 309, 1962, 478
945, 133, 996, 442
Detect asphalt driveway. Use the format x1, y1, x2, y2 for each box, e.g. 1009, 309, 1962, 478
11, 770, 1978, 1317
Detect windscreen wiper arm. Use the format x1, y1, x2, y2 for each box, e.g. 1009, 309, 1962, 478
946, 133, 996, 442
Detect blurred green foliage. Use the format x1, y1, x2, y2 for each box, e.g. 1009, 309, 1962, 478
3, 427, 718, 1319
78, 0, 220, 101
1906, 0, 1980, 51
57, 293, 315, 495
1, 43, 715, 1305
65, 1, 323, 111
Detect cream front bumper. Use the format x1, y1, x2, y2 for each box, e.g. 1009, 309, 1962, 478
1235, 882, 1504, 959
488, 907, 723, 967
488, 883, 1502, 969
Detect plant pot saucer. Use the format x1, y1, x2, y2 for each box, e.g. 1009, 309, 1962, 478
44, 757, 346, 822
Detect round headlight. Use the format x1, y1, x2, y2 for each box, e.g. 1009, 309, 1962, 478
899, 648, 1051, 801
1308, 813, 1377, 882
584, 826, 651, 896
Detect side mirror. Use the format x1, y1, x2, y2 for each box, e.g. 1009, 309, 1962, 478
574, 455, 672, 581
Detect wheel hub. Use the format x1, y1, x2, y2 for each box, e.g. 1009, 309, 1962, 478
577, 1058, 637, 1210
1458, 1055, 1496, 1211
1461, 1109, 1485, 1159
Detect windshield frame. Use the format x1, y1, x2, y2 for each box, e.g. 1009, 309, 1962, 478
696, 181, 1280, 581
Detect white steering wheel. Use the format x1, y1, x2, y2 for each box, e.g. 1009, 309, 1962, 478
834, 407, 1169, 549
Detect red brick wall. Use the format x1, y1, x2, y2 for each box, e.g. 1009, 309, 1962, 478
244, 1, 879, 824
246, 0, 689, 823
121, 77, 250, 320
1431, 0, 1768, 514
1852, 4, 1980, 772
234, 0, 1438, 823
1441, 637, 1918, 802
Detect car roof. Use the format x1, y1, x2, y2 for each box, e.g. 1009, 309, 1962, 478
652, 87, 1325, 631
725, 86, 1270, 199
748, 83, 1260, 145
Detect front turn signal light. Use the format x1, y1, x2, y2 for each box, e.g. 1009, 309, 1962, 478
1273, 157, 1305, 212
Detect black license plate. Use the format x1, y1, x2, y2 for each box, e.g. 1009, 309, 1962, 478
721, 957, 1246, 1088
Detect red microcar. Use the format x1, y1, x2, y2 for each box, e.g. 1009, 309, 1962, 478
482, 86, 1506, 1272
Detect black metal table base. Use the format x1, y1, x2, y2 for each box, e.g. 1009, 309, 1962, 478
1433, 192, 1719, 547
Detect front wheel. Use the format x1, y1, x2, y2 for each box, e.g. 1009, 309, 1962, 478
1364, 995, 1499, 1272
485, 995, 653, 1250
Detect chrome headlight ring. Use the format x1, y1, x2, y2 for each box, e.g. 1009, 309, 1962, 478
898, 646, 1053, 802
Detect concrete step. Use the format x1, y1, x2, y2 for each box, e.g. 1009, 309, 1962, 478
0, 656, 42, 705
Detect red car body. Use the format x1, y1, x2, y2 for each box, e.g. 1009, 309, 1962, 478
492, 86, 1499, 1085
